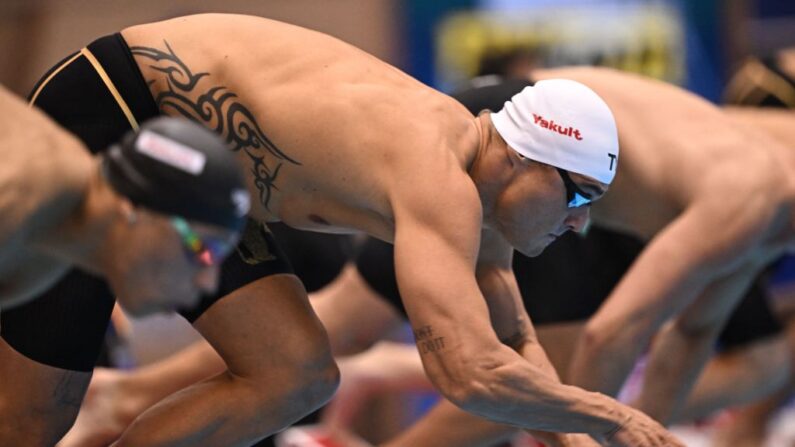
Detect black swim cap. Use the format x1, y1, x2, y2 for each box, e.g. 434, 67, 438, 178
101, 117, 250, 229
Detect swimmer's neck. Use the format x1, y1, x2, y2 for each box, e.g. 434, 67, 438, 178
469, 112, 514, 223
467, 112, 488, 176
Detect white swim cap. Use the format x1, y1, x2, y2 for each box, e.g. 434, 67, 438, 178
490, 79, 619, 184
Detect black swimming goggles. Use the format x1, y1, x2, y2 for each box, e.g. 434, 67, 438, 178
515, 151, 593, 208
556, 168, 593, 208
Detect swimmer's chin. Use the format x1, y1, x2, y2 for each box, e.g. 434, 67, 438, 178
516, 235, 557, 257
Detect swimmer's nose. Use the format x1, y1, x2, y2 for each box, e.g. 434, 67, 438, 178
564, 206, 590, 233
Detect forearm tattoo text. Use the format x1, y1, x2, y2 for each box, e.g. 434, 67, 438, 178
413, 325, 447, 354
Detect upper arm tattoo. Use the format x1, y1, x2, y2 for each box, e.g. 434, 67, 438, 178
129, 41, 300, 209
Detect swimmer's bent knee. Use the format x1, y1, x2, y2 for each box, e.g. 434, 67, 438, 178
264, 356, 340, 427
301, 356, 340, 409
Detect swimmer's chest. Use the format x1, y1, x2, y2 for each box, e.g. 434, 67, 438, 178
240, 144, 399, 240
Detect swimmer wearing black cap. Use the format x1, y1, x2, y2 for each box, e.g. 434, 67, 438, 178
98, 116, 250, 315
0, 86, 250, 444
0, 87, 248, 315
2, 14, 681, 447
0, 85, 246, 315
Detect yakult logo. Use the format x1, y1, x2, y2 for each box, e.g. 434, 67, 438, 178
532, 114, 583, 141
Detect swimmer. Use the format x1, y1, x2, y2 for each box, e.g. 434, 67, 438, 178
0, 85, 246, 315
0, 14, 677, 447
359, 67, 795, 446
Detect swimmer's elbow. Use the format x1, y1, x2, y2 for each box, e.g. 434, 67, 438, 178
581, 301, 664, 355
673, 314, 723, 341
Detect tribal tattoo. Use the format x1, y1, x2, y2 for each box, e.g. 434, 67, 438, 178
130, 41, 300, 209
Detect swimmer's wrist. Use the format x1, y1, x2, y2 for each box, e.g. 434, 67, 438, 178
564, 388, 634, 438
602, 412, 631, 442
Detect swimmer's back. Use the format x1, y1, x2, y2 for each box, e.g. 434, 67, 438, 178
122, 14, 479, 238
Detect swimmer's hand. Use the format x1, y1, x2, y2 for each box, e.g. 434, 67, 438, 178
598, 408, 685, 447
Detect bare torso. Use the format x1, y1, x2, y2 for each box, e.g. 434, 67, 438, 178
123, 14, 480, 243
535, 67, 795, 264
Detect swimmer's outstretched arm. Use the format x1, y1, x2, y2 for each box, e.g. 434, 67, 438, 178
631, 263, 761, 422
569, 187, 780, 423
390, 173, 682, 446
379, 229, 599, 447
